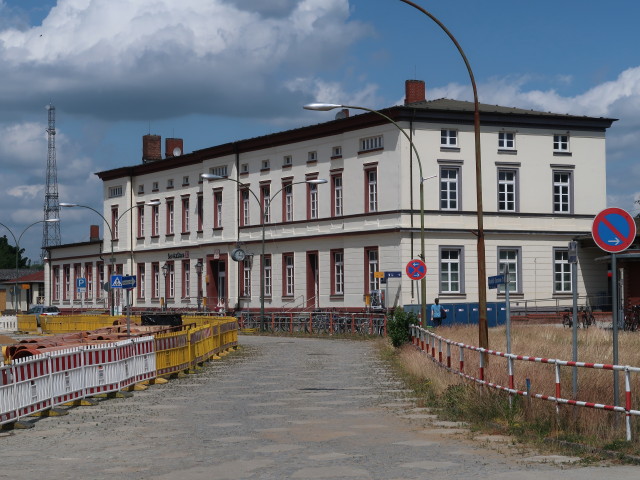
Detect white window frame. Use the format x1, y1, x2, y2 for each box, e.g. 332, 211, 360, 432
553, 170, 572, 214
242, 190, 250, 225
285, 254, 294, 296
553, 248, 572, 294
553, 134, 569, 152
334, 251, 344, 295
308, 151, 317, 162
334, 175, 343, 216
108, 185, 123, 198
283, 155, 292, 167
183, 261, 191, 298
285, 184, 293, 222
264, 256, 272, 297
498, 132, 515, 150
440, 167, 460, 211
498, 169, 518, 212
367, 169, 377, 213
498, 247, 521, 294
309, 182, 319, 219
242, 261, 251, 297
439, 247, 463, 294
360, 135, 383, 152
210, 165, 228, 177
441, 129, 458, 147
367, 249, 380, 292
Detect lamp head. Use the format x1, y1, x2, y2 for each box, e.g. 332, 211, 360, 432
306, 178, 328, 185
303, 103, 343, 111
201, 173, 223, 180
145, 200, 161, 206
46, 218, 60, 223
59, 203, 78, 208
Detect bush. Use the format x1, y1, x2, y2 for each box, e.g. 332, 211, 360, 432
387, 308, 418, 347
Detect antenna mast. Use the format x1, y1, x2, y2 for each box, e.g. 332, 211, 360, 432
41, 103, 61, 260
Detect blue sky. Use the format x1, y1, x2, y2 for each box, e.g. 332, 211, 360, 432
1, 0, 640, 261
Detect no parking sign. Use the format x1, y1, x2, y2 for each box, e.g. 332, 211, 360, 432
405, 259, 427, 280
592, 207, 636, 253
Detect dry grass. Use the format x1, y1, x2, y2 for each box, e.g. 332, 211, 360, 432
385, 324, 640, 453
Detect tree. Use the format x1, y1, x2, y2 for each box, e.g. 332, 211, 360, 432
0, 235, 30, 269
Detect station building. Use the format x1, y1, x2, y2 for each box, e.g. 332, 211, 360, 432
45, 80, 616, 315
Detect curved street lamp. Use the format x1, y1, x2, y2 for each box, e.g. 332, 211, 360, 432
60, 200, 161, 316
0, 218, 59, 313
201, 173, 327, 331
304, 102, 435, 325
397, 0, 488, 354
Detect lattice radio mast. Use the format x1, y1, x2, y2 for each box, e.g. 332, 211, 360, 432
41, 103, 61, 260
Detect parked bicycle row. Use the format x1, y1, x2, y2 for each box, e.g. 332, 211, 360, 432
562, 306, 596, 329
237, 311, 387, 336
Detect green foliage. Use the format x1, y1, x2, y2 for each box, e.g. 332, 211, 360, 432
0, 235, 29, 269
387, 308, 418, 347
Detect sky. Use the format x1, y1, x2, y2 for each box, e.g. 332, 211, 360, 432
1, 0, 640, 262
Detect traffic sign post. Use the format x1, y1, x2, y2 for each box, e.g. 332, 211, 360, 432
591, 207, 637, 410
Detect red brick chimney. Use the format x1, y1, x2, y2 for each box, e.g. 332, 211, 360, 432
165, 138, 184, 158
90, 225, 100, 241
142, 134, 162, 163
404, 79, 426, 105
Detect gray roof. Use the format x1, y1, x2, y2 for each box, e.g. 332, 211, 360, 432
406, 98, 615, 121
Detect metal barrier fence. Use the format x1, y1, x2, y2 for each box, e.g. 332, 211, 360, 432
1, 317, 239, 427
0, 316, 17, 331
0, 336, 156, 426
237, 311, 386, 336
410, 324, 640, 441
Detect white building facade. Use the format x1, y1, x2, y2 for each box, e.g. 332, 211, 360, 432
46, 80, 615, 314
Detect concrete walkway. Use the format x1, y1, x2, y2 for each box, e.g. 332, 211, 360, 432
0, 335, 637, 479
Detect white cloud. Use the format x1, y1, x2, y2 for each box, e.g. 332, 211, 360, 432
0, 0, 370, 121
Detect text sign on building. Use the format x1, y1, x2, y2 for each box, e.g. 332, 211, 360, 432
121, 275, 137, 290
405, 259, 427, 281
384, 271, 402, 279
76, 277, 87, 292
488, 274, 505, 290
592, 207, 637, 253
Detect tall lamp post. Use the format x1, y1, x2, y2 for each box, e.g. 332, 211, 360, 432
201, 173, 327, 332
161, 262, 169, 311
60, 200, 160, 315
304, 102, 434, 326
0, 218, 60, 313
195, 259, 203, 312
397, 0, 488, 354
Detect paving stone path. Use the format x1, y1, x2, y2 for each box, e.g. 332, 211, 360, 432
1, 335, 637, 479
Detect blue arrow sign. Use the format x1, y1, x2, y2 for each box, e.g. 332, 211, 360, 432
121, 275, 137, 289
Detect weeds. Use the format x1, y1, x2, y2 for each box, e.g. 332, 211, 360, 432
377, 324, 640, 457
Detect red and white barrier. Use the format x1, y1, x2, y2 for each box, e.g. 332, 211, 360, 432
411, 325, 640, 441
0, 336, 156, 427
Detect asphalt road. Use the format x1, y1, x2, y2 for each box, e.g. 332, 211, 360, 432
1, 335, 637, 479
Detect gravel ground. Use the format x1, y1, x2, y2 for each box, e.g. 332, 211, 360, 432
0, 335, 637, 479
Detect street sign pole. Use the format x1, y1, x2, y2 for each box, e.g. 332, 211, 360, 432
612, 253, 619, 407
569, 241, 578, 398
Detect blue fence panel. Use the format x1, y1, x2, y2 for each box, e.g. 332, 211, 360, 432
452, 303, 470, 325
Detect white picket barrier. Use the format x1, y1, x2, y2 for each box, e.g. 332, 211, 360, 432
0, 336, 156, 426
0, 315, 17, 332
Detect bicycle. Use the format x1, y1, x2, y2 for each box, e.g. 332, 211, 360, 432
581, 306, 595, 329
562, 310, 573, 328
623, 305, 640, 332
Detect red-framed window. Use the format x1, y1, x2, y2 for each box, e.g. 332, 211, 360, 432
282, 253, 294, 297
213, 190, 223, 229
151, 262, 159, 299
240, 189, 250, 226
197, 194, 203, 232
137, 204, 145, 238
331, 172, 343, 217
151, 204, 159, 237
330, 249, 344, 295
182, 260, 191, 298
111, 206, 119, 240
181, 197, 190, 233
364, 167, 378, 213
137, 263, 146, 299
166, 199, 174, 235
